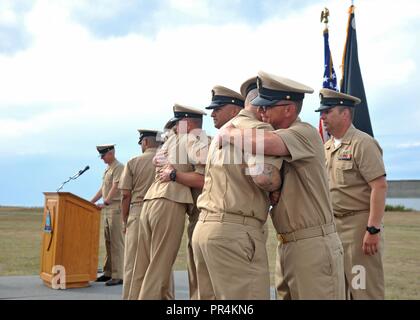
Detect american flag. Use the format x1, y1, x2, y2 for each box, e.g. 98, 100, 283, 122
319, 28, 338, 143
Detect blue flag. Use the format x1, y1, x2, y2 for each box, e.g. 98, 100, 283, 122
340, 5, 374, 137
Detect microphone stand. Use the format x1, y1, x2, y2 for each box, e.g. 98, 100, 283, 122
56, 170, 84, 192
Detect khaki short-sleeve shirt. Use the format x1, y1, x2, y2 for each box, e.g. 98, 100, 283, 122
118, 148, 158, 205
197, 109, 283, 223
144, 131, 209, 204
325, 125, 386, 215
102, 159, 124, 207
270, 118, 334, 233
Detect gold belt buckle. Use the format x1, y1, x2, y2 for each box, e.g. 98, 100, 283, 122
277, 234, 287, 244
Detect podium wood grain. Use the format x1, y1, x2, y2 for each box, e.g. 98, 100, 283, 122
40, 192, 100, 289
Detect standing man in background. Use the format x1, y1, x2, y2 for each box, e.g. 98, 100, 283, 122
91, 144, 125, 286
317, 88, 387, 299
119, 130, 161, 299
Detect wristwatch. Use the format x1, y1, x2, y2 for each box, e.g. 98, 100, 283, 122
366, 226, 381, 235
169, 169, 177, 182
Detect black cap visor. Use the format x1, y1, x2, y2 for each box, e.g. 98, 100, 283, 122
205, 101, 227, 110
206, 95, 244, 109
251, 87, 305, 107
315, 104, 335, 112
97, 146, 114, 156
250, 95, 281, 107
170, 112, 203, 124
169, 116, 181, 124
315, 97, 356, 112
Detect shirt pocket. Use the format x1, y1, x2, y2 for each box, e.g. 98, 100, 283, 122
336, 161, 354, 185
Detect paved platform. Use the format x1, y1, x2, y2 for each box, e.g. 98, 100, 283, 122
0, 271, 276, 300
0, 271, 190, 300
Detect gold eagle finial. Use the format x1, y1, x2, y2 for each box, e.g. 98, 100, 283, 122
320, 7, 330, 24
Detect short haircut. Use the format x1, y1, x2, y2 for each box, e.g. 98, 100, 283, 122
144, 135, 162, 147
189, 117, 203, 128
293, 100, 303, 115
338, 106, 355, 121
245, 88, 259, 107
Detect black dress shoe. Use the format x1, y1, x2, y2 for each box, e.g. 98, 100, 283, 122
96, 275, 112, 282
105, 279, 123, 286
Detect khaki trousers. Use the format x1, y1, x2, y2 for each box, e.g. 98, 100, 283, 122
187, 210, 199, 300
192, 212, 271, 300
262, 221, 269, 244
122, 203, 142, 300
129, 198, 186, 300
335, 212, 385, 299
102, 206, 125, 279
275, 232, 345, 300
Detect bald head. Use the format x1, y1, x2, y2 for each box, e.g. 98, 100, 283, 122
244, 88, 261, 120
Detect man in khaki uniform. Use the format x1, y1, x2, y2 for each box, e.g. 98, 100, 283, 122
130, 104, 209, 300
176, 85, 244, 300
91, 144, 125, 286
207, 85, 244, 129
240, 76, 273, 243
222, 71, 345, 299
317, 88, 387, 299
192, 81, 282, 300
118, 130, 161, 299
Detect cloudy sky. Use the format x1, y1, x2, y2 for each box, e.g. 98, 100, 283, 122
1, 0, 419, 206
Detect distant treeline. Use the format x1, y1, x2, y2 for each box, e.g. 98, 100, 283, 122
385, 204, 413, 212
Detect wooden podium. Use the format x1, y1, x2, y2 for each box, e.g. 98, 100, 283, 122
40, 192, 100, 289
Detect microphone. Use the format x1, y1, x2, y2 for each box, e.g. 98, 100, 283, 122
57, 165, 90, 192
78, 166, 90, 176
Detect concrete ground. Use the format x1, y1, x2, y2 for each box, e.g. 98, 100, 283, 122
0, 271, 189, 300
0, 271, 276, 300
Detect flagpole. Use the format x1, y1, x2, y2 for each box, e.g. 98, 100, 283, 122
319, 7, 336, 143
320, 7, 329, 32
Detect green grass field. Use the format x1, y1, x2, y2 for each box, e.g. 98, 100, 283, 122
0, 206, 419, 299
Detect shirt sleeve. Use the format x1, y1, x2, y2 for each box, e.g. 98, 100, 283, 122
264, 155, 283, 169
245, 152, 283, 171
112, 163, 124, 184
274, 126, 316, 163
355, 137, 386, 183
188, 135, 210, 175
118, 163, 133, 190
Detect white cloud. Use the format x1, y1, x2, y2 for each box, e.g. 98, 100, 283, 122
397, 142, 420, 149
167, 0, 210, 17
0, 2, 17, 26
0, 0, 419, 156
